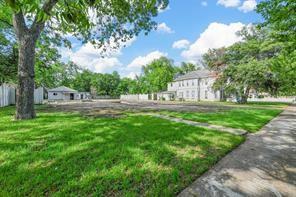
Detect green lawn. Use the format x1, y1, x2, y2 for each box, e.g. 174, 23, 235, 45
159, 107, 283, 132
240, 101, 289, 108
0, 107, 244, 196
166, 100, 288, 109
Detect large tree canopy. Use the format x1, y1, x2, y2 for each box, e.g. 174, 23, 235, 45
0, 8, 74, 87
2, 0, 168, 48
1, 0, 169, 119
140, 57, 177, 93
257, 0, 296, 49
177, 62, 200, 75
204, 1, 296, 101
205, 26, 283, 103
256, 0, 296, 95
257, 0, 296, 95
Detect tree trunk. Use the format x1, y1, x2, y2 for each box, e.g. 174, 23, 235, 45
15, 34, 37, 120
240, 95, 248, 104
11, 1, 57, 120
239, 87, 250, 104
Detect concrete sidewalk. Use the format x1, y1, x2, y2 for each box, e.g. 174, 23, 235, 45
179, 105, 296, 197
150, 113, 247, 136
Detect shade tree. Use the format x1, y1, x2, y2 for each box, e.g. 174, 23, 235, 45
2, 0, 169, 119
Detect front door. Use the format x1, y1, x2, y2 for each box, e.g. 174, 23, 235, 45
70, 93, 74, 100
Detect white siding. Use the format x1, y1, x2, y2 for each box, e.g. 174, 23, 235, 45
167, 76, 220, 101
199, 77, 219, 101
48, 92, 64, 100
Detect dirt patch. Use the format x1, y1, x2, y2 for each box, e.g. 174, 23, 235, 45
42, 100, 233, 115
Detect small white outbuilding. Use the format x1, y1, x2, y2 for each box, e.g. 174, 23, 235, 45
48, 86, 80, 101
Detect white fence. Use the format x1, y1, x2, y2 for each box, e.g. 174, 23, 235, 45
248, 96, 295, 103
34, 87, 44, 104
139, 94, 149, 101
0, 84, 15, 107
95, 95, 119, 99
0, 84, 44, 107
120, 94, 140, 102
120, 94, 151, 102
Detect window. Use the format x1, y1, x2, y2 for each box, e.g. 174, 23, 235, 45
214, 91, 217, 99
192, 80, 194, 86
205, 90, 208, 99
205, 79, 208, 85
186, 91, 189, 98
179, 92, 183, 98
53, 93, 58, 96
171, 83, 173, 87
182, 81, 184, 87
179, 82, 181, 87
192, 90, 195, 98
187, 81, 189, 86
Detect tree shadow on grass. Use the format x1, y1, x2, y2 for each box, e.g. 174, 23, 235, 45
0, 109, 243, 196
162, 108, 282, 132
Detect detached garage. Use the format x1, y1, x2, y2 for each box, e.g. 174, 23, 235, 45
48, 86, 79, 101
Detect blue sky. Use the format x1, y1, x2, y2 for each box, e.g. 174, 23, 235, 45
61, 0, 262, 78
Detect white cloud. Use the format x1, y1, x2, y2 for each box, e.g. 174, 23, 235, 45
172, 39, 190, 49
126, 72, 138, 79
201, 1, 208, 6
127, 51, 167, 69
217, 0, 241, 7
217, 0, 257, 12
68, 43, 122, 73
238, 0, 257, 13
61, 37, 136, 73
181, 22, 244, 62
157, 22, 174, 34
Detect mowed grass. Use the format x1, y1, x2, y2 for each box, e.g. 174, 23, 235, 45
160, 107, 283, 132
169, 101, 288, 109
0, 106, 244, 196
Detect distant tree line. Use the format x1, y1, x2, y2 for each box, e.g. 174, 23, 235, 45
59, 59, 200, 97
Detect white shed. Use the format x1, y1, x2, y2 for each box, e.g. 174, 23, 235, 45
48, 86, 79, 101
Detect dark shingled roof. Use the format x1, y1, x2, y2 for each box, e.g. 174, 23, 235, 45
174, 70, 216, 81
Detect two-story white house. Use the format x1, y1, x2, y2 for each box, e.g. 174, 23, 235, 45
158, 70, 222, 101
